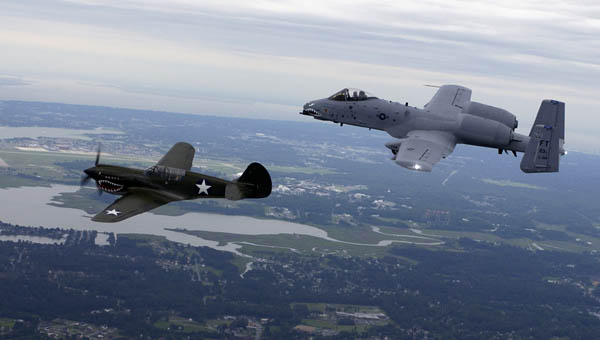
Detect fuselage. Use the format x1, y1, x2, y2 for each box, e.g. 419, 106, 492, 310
83, 164, 228, 200
301, 89, 531, 154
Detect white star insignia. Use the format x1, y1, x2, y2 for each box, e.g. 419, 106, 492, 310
197, 180, 211, 195
106, 209, 121, 216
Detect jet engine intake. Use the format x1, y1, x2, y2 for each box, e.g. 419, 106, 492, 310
462, 101, 518, 130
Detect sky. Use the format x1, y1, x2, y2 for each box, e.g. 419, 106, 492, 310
0, 0, 599, 153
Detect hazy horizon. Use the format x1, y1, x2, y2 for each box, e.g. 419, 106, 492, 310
1, 0, 599, 153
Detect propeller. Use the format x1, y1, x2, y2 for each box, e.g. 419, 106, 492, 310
95, 145, 103, 195
80, 174, 91, 187
81, 144, 103, 195
80, 175, 103, 195
95, 144, 101, 166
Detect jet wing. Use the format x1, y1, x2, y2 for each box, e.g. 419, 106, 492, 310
393, 131, 456, 172
424, 85, 471, 115
92, 190, 173, 223
157, 142, 195, 171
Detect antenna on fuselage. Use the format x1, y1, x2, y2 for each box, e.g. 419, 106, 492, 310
424, 84, 441, 88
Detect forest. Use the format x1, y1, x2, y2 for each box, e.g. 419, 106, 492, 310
1, 223, 599, 339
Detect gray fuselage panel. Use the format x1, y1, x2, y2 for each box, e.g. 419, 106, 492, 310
302, 96, 520, 150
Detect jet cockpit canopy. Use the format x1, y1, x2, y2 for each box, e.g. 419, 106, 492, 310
328, 88, 377, 101
144, 165, 186, 181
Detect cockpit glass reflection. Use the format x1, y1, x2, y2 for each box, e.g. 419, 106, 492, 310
328, 88, 377, 101
144, 165, 186, 181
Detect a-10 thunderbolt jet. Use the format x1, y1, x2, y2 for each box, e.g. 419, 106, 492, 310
81, 142, 272, 222
301, 85, 565, 173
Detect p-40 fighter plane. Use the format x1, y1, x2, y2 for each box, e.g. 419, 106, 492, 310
81, 142, 272, 222
301, 85, 565, 173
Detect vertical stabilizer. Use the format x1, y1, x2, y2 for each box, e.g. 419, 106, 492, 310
520, 100, 565, 173
225, 163, 272, 200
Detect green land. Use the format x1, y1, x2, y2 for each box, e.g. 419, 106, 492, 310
2, 147, 600, 258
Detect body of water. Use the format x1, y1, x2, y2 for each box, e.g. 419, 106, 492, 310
0, 185, 443, 254
0, 185, 329, 253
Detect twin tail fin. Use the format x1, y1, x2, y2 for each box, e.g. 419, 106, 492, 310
520, 100, 565, 173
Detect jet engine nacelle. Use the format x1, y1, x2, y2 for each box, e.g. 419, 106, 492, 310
462, 101, 518, 130
456, 114, 513, 148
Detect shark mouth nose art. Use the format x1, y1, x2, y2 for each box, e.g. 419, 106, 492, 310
98, 179, 124, 193
301, 108, 321, 116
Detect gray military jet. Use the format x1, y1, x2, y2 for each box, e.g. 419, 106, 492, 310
81, 142, 272, 222
301, 85, 565, 173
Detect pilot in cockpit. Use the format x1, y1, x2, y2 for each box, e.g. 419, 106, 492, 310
144, 165, 185, 181
327, 88, 377, 102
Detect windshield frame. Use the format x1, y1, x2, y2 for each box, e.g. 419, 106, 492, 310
144, 165, 186, 181
328, 88, 377, 101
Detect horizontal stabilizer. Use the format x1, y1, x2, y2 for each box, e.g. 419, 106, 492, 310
520, 100, 565, 173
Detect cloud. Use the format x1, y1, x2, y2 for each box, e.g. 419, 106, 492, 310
43, 0, 599, 92
0, 0, 599, 150
0, 76, 29, 87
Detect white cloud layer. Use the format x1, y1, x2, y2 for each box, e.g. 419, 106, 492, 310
0, 0, 599, 151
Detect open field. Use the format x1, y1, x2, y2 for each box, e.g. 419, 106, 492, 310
170, 228, 444, 258
292, 303, 389, 334
269, 165, 338, 175
0, 318, 16, 331
173, 229, 389, 257
154, 316, 215, 334
293, 303, 384, 314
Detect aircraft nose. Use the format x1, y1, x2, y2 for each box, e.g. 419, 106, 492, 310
84, 167, 97, 177
300, 102, 321, 117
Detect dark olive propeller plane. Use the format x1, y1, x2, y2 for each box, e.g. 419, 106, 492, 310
81, 142, 272, 223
